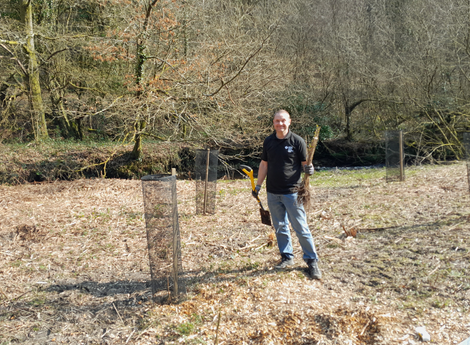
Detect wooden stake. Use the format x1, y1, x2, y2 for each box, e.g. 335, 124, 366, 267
203, 149, 210, 214
172, 176, 179, 298
399, 131, 404, 181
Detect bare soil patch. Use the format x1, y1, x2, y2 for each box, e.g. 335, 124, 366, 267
0, 163, 469, 344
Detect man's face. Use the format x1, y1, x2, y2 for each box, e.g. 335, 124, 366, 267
273, 113, 291, 133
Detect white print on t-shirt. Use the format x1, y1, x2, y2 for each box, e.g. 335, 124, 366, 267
285, 146, 294, 153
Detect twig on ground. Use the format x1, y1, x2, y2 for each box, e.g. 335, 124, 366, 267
12, 290, 33, 301
214, 307, 222, 345
428, 264, 441, 276
360, 320, 370, 336
254, 243, 268, 251
125, 329, 136, 344
112, 302, 125, 325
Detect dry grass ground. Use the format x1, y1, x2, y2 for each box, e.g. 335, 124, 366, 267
0, 163, 469, 344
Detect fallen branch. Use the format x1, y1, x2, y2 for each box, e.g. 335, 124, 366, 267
324, 236, 347, 248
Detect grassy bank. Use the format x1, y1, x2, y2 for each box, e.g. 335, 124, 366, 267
0, 140, 193, 185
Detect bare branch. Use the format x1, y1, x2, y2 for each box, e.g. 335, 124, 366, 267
0, 43, 27, 76
204, 26, 277, 97
46, 49, 69, 61
0, 39, 22, 45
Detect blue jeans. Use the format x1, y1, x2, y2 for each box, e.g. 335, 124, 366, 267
267, 192, 319, 262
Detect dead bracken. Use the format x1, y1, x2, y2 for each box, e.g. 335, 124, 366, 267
0, 163, 469, 344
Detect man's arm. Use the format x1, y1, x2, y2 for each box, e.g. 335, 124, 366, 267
256, 160, 268, 187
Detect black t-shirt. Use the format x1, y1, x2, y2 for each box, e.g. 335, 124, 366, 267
260, 131, 307, 194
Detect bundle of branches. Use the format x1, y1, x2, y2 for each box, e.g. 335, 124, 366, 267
297, 126, 321, 208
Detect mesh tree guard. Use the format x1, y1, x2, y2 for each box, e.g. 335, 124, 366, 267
385, 130, 405, 182
141, 174, 185, 300
464, 133, 470, 192
195, 149, 218, 215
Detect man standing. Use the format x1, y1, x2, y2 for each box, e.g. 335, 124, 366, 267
253, 109, 321, 279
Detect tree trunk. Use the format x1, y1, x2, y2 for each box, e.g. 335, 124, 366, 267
344, 99, 366, 141
22, 0, 48, 140
130, 42, 146, 160
130, 0, 158, 160
131, 119, 146, 160
49, 80, 82, 140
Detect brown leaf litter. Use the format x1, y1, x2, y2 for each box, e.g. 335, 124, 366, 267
0, 163, 469, 344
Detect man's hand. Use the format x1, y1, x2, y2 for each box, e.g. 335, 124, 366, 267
303, 164, 314, 175
252, 184, 261, 199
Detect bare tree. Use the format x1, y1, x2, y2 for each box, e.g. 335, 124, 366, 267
0, 0, 48, 140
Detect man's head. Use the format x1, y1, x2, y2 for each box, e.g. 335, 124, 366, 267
273, 109, 291, 138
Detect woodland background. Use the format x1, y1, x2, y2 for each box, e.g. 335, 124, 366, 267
2, 3, 470, 343
2, 0, 470, 170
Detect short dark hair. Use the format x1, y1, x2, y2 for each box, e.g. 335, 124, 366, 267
273, 109, 290, 118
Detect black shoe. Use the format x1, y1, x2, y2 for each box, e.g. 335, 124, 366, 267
307, 259, 322, 280
275, 256, 294, 269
